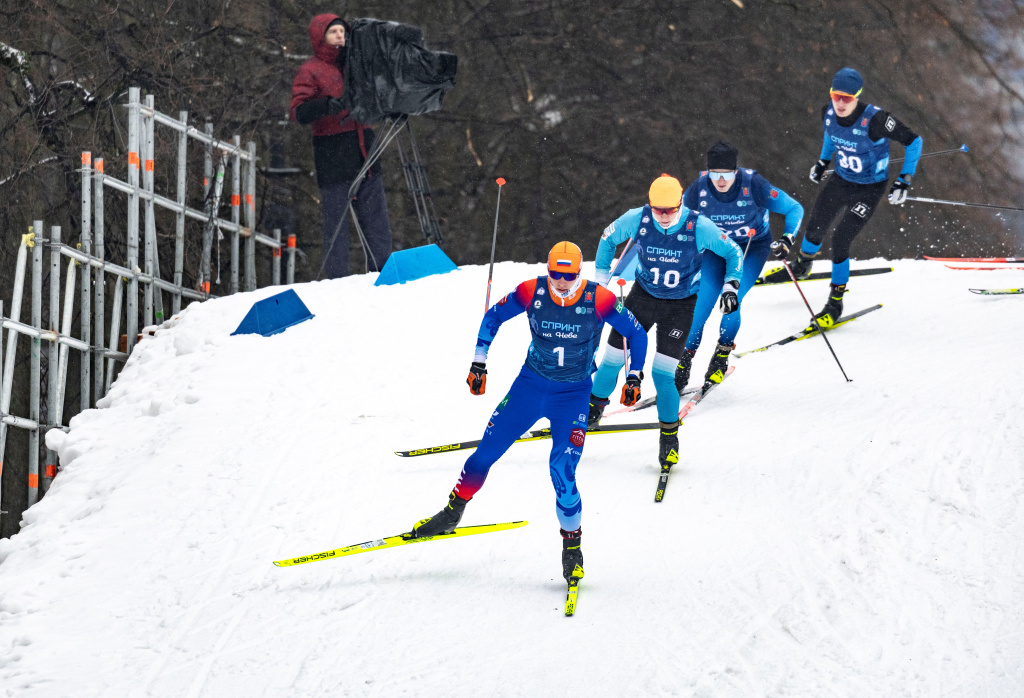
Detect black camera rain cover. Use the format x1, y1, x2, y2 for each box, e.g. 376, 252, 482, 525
341, 18, 458, 123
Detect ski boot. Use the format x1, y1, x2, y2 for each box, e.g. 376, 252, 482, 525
761, 252, 814, 284
659, 421, 680, 468
561, 528, 584, 583
409, 491, 469, 538
675, 349, 696, 392
812, 283, 847, 329
704, 342, 734, 387
587, 393, 610, 427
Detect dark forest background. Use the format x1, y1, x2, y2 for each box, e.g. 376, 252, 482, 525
2, 0, 1024, 534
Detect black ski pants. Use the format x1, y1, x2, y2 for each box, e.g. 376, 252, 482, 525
803, 175, 888, 263
605, 282, 696, 359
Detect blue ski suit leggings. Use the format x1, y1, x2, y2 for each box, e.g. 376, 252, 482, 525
453, 366, 591, 531
686, 235, 772, 352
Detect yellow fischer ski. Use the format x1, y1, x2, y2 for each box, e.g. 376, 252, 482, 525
565, 565, 584, 616
273, 521, 528, 567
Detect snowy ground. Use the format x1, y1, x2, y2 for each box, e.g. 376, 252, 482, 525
0, 258, 1022, 697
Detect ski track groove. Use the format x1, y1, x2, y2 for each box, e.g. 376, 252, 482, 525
136, 429, 298, 696
183, 601, 249, 698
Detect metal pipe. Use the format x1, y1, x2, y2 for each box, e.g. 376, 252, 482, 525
0, 299, 4, 494
145, 97, 166, 326
105, 277, 123, 394
174, 110, 188, 315
126, 87, 140, 356
1, 318, 57, 343
202, 122, 213, 294
54, 244, 208, 300
137, 105, 255, 160
272, 229, 281, 285
46, 226, 60, 493
80, 153, 92, 411
230, 135, 241, 294
145, 96, 166, 325
0, 230, 32, 491
245, 141, 257, 291
29, 226, 42, 506
98, 173, 267, 241
143, 95, 155, 327
287, 234, 296, 285
2, 413, 38, 430
94, 158, 105, 399
55, 256, 76, 427
255, 233, 281, 248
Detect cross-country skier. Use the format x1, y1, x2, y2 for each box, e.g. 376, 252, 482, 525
766, 66, 923, 327
409, 242, 648, 586
676, 141, 804, 391
588, 174, 743, 470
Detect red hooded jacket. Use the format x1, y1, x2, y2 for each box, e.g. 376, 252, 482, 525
290, 14, 367, 141
291, 14, 375, 186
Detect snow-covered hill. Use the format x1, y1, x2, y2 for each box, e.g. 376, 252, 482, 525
0, 258, 1022, 697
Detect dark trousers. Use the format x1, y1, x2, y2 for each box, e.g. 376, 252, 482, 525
605, 282, 696, 358
320, 175, 393, 278
803, 175, 888, 263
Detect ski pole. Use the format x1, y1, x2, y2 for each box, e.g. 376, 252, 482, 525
904, 196, 1024, 214
782, 260, 852, 383
739, 228, 755, 268
609, 237, 634, 279
617, 278, 629, 378
484, 177, 506, 310
825, 143, 968, 176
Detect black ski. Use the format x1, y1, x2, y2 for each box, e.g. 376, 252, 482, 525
396, 422, 662, 458
733, 304, 883, 358
755, 267, 893, 286
654, 463, 673, 503
969, 288, 1024, 295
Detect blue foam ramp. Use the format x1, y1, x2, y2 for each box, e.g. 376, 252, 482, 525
374, 244, 457, 286
231, 289, 314, 337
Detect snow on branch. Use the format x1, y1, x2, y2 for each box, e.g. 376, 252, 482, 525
0, 41, 37, 103
0, 156, 59, 188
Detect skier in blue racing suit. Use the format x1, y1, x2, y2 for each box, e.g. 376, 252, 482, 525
409, 241, 648, 586
676, 141, 804, 391
768, 66, 923, 327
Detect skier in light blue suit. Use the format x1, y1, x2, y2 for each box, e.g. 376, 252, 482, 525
678, 141, 804, 391
589, 174, 743, 469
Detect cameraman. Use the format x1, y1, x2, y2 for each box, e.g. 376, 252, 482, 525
290, 14, 392, 278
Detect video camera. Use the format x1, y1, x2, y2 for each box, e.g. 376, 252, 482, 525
340, 19, 458, 123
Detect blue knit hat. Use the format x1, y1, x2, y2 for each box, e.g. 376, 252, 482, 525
831, 67, 864, 96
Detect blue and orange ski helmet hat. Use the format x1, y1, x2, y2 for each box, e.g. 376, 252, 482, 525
648, 174, 683, 208
548, 241, 582, 275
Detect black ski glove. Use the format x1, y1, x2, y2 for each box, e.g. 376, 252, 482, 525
467, 362, 487, 395
620, 371, 643, 406
770, 234, 795, 260
719, 280, 739, 315
888, 175, 911, 205
809, 159, 829, 184
327, 98, 345, 115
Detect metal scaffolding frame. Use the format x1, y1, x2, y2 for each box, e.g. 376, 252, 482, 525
0, 88, 299, 521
